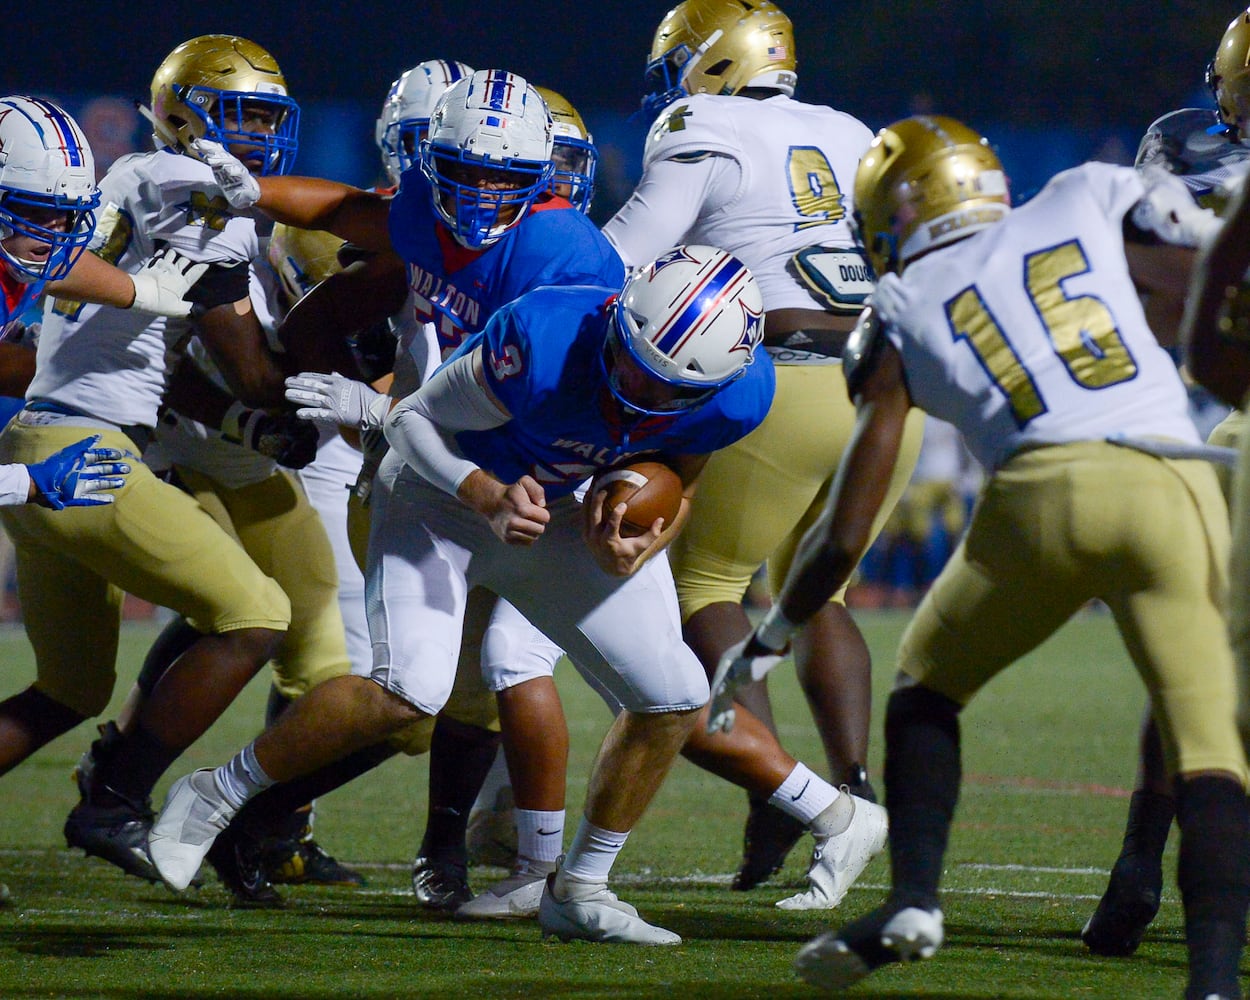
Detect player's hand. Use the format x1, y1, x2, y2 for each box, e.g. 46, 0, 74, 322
582, 488, 662, 577
1133, 165, 1221, 248
222, 406, 320, 469
483, 476, 549, 545
190, 138, 261, 209
284, 372, 389, 431
27, 435, 132, 510
706, 634, 785, 735
128, 244, 209, 318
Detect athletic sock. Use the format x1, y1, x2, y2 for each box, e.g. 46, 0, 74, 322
557, 818, 629, 887
768, 762, 839, 826
516, 808, 565, 865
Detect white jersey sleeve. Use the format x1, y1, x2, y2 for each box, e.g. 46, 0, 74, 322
32, 151, 261, 429
604, 94, 874, 314
876, 162, 1199, 471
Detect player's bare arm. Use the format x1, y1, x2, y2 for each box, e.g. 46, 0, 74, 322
1180, 176, 1250, 406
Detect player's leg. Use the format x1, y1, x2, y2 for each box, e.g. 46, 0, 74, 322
457, 596, 568, 919
798, 449, 1092, 989
1102, 452, 1249, 998
146, 470, 473, 893
0, 422, 290, 881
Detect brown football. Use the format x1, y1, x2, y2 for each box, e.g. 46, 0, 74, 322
587, 460, 684, 537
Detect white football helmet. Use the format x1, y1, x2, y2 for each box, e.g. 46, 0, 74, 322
0, 96, 99, 284
419, 69, 554, 249
376, 59, 474, 186
603, 245, 764, 415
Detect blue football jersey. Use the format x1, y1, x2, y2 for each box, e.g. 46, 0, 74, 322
454, 284, 775, 498
387, 170, 625, 356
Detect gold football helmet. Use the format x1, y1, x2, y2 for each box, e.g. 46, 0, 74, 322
852, 115, 1010, 277
150, 34, 300, 175
267, 223, 346, 306
641, 0, 796, 119
1209, 9, 1250, 138
533, 86, 598, 213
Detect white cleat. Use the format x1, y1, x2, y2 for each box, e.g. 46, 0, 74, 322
776, 795, 888, 910
794, 905, 944, 990
539, 873, 681, 945
148, 769, 237, 891
456, 860, 555, 920
775, 795, 885, 915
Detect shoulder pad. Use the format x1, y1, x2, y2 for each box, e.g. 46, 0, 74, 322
643, 97, 738, 168
843, 306, 889, 398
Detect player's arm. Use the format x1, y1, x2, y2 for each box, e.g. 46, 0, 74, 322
194, 293, 289, 408
385, 348, 550, 544
601, 155, 726, 268
1180, 176, 1250, 407
46, 243, 208, 317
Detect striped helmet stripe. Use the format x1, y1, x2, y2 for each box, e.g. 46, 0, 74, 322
25, 97, 86, 168
483, 70, 517, 111
651, 254, 749, 355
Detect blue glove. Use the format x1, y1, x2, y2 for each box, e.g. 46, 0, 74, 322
27, 435, 132, 510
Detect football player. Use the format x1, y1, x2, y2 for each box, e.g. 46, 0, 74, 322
709, 115, 1246, 1000
177, 69, 622, 914
534, 86, 598, 213
1080, 8, 1250, 957
151, 245, 779, 946
14, 35, 308, 886
600, 0, 914, 898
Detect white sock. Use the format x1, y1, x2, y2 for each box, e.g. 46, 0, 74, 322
768, 762, 839, 825
472, 748, 512, 812
213, 742, 275, 810
516, 808, 565, 864
557, 817, 629, 887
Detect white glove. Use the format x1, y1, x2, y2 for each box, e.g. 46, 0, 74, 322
190, 137, 261, 209
128, 246, 209, 317
706, 634, 785, 735
284, 372, 390, 430
1132, 165, 1222, 248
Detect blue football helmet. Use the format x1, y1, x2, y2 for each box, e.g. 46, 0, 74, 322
0, 96, 99, 284
419, 69, 554, 249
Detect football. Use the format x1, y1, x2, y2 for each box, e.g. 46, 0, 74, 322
587, 460, 684, 537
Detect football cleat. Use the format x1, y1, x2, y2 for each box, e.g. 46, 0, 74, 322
263, 838, 365, 887
207, 825, 284, 908
776, 794, 889, 910
794, 899, 944, 990
456, 859, 557, 920
466, 785, 518, 869
539, 871, 681, 945
1081, 856, 1162, 957
64, 787, 161, 883
733, 795, 807, 891
148, 769, 237, 892
411, 854, 472, 911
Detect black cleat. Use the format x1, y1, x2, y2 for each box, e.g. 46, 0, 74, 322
411, 855, 472, 911
64, 790, 161, 883
1081, 858, 1161, 957
206, 826, 284, 909
264, 838, 366, 887
733, 796, 808, 891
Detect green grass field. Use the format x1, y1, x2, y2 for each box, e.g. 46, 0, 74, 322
0, 610, 1201, 999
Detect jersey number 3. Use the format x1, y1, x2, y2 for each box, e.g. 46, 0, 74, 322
945, 239, 1138, 427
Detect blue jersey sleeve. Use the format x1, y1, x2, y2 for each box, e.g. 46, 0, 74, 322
476, 302, 537, 417
387, 168, 428, 264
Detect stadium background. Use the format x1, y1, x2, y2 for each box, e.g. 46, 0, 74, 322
2, 1, 1238, 217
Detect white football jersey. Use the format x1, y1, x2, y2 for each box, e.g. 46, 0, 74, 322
35, 150, 261, 428
875, 162, 1198, 472
607, 93, 872, 313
